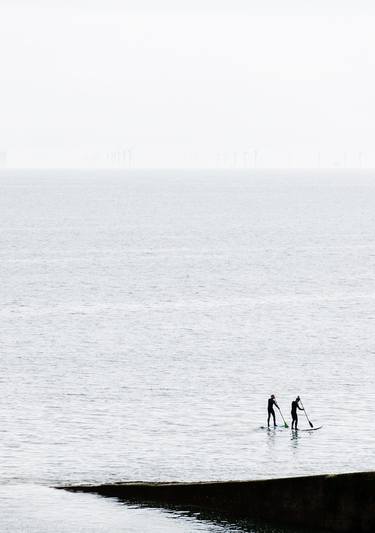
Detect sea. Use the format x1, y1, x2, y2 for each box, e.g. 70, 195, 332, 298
1, 169, 374, 532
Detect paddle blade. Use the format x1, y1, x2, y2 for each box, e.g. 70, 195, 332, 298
284, 422, 289, 428
309, 421, 314, 428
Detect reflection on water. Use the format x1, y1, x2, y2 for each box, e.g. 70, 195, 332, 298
290, 430, 300, 448
0, 485, 310, 533
120, 501, 321, 533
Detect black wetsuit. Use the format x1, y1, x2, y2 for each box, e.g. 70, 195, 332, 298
291, 400, 303, 429
267, 398, 278, 427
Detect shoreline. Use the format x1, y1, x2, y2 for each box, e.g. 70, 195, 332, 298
58, 471, 375, 532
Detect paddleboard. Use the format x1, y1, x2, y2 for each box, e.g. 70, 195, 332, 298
259, 425, 289, 430
292, 426, 323, 432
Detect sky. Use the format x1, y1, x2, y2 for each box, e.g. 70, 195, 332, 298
0, 0, 374, 168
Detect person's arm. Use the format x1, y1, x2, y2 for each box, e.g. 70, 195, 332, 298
274, 401, 279, 409
298, 404, 304, 410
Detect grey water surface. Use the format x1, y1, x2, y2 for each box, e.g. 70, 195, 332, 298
1, 169, 374, 532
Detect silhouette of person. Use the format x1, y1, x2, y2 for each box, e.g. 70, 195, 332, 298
291, 396, 304, 429
267, 394, 278, 427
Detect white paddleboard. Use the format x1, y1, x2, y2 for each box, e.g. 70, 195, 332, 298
292, 426, 323, 432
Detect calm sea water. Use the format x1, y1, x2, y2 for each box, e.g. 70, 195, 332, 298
1, 169, 374, 532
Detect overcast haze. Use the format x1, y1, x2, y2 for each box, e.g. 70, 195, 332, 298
1, 0, 374, 168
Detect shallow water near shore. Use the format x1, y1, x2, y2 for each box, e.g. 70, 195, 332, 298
1, 169, 375, 531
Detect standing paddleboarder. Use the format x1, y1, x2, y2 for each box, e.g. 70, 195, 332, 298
291, 396, 304, 430
267, 394, 279, 427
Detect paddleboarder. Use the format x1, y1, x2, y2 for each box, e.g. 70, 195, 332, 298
291, 396, 304, 429
267, 394, 279, 427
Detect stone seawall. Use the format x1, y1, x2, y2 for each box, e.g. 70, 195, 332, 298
60, 471, 375, 532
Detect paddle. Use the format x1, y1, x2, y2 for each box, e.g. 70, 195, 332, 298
277, 406, 289, 428
299, 399, 313, 428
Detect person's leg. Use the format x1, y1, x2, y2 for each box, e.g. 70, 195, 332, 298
272, 410, 276, 427
292, 415, 296, 429
295, 414, 298, 430
267, 412, 271, 427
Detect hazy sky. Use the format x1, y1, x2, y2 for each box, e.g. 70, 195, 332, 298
1, 0, 374, 167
